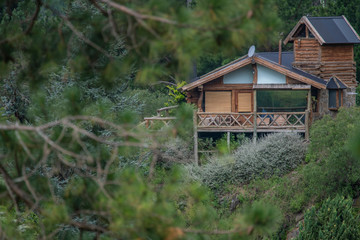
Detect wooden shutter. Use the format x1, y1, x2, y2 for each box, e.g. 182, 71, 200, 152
237, 92, 252, 112
205, 91, 231, 112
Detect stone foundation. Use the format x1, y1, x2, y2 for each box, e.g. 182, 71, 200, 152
313, 87, 357, 122
343, 87, 357, 107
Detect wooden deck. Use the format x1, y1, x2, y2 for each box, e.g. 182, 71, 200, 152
196, 112, 308, 133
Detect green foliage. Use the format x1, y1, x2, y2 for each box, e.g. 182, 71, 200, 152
243, 201, 282, 237
165, 81, 187, 107
158, 137, 194, 166
0, 0, 324, 239
0, 207, 39, 239
173, 103, 195, 140
0, 73, 30, 122
0, 0, 281, 88
297, 195, 360, 240
188, 133, 306, 191
215, 133, 245, 155
305, 107, 360, 197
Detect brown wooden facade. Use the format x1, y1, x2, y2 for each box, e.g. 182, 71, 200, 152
285, 17, 359, 87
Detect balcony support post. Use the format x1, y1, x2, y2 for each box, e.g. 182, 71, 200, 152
193, 110, 199, 165
227, 132, 230, 152
253, 90, 257, 143
305, 89, 311, 141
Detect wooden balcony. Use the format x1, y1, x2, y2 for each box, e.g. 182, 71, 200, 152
196, 111, 308, 133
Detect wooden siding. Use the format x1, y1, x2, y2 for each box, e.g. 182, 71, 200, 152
294, 39, 320, 62
186, 90, 199, 105
320, 45, 356, 87
321, 45, 353, 62
293, 40, 357, 87
287, 76, 305, 85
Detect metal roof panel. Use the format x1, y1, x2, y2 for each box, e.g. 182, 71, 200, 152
307, 16, 360, 44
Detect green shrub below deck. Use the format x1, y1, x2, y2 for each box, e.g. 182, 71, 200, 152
296, 195, 360, 240
188, 132, 306, 191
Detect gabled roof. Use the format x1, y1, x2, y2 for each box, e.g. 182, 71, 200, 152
326, 76, 348, 89
181, 51, 327, 91
284, 16, 360, 45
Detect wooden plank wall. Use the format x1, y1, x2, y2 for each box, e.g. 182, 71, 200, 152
293, 39, 357, 87
186, 90, 199, 105
286, 76, 305, 85
294, 39, 320, 62
320, 45, 356, 87
321, 45, 353, 61
293, 39, 322, 76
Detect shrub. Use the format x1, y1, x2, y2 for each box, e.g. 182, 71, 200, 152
215, 133, 246, 155
158, 137, 194, 166
297, 195, 360, 240
305, 107, 360, 197
232, 133, 306, 181
191, 132, 306, 191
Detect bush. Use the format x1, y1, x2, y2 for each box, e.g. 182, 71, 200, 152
297, 195, 360, 240
232, 133, 306, 180
158, 137, 194, 166
305, 107, 360, 197
190, 133, 306, 191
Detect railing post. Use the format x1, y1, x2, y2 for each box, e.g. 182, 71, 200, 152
227, 132, 230, 152
253, 90, 257, 143
193, 110, 199, 165
306, 89, 311, 141
305, 110, 310, 141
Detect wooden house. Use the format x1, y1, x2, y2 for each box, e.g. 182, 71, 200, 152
181, 16, 360, 141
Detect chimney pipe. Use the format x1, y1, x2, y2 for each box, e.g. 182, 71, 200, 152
278, 39, 282, 65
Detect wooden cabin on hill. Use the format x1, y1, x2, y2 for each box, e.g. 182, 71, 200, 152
181, 16, 360, 143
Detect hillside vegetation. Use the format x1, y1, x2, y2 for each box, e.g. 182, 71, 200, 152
1, 0, 360, 239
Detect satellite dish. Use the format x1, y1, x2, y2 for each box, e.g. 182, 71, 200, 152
248, 45, 255, 58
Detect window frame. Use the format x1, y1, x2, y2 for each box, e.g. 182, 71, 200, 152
328, 89, 343, 110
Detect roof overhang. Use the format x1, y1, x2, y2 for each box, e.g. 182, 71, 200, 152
326, 75, 348, 89
182, 55, 326, 91
284, 16, 360, 45
181, 57, 252, 91
284, 16, 325, 45
253, 84, 311, 90
254, 56, 326, 89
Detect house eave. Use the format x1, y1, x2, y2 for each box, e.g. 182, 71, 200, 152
181, 57, 252, 91
253, 84, 311, 90
284, 16, 325, 45
181, 55, 327, 91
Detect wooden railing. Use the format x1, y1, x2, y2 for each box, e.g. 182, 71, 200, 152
256, 112, 306, 128
143, 105, 178, 128
144, 117, 176, 128
197, 112, 306, 129
197, 112, 254, 128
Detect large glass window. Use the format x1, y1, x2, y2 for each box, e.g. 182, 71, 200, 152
257, 90, 307, 112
